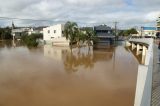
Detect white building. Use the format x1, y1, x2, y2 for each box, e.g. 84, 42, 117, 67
132, 27, 156, 38
43, 24, 69, 46
12, 28, 30, 39
141, 27, 156, 37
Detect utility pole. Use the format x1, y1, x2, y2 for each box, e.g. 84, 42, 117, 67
141, 26, 143, 37
114, 21, 119, 44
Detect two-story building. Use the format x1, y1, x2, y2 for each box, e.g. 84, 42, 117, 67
43, 24, 69, 46
156, 16, 160, 38
94, 25, 115, 48
12, 28, 30, 40
141, 26, 156, 38
11, 22, 44, 40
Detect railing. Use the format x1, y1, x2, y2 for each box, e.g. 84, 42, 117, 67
131, 36, 156, 39
127, 38, 153, 106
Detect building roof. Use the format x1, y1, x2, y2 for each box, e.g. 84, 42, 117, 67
94, 25, 112, 31
142, 27, 156, 31
12, 28, 29, 33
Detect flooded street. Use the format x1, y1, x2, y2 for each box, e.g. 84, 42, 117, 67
0, 41, 138, 106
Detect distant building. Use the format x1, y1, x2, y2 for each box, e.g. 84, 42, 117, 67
141, 26, 156, 37
43, 24, 69, 46
12, 28, 30, 39
94, 25, 115, 48
28, 27, 43, 35
157, 16, 160, 32
156, 16, 160, 38
11, 22, 43, 39
80, 27, 94, 31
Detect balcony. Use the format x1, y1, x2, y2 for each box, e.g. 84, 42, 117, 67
157, 28, 160, 31
157, 22, 160, 27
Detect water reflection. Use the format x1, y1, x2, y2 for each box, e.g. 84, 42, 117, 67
44, 45, 115, 73
0, 40, 23, 48
0, 40, 12, 48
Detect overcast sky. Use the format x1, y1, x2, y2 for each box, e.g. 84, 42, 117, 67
0, 0, 160, 28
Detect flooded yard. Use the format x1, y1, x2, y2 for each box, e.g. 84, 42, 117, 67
0, 41, 138, 106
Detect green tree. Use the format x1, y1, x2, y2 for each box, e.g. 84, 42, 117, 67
129, 28, 138, 34
84, 29, 97, 50
0, 27, 12, 40
121, 28, 138, 36
64, 21, 78, 51
75, 29, 86, 48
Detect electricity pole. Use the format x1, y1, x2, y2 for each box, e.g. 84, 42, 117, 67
114, 22, 119, 44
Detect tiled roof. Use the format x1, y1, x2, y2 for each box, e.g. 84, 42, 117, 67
94, 25, 112, 31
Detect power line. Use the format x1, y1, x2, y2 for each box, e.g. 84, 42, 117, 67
0, 16, 121, 28
0, 16, 54, 22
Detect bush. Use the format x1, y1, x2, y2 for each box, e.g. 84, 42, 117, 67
0, 27, 12, 40
21, 34, 42, 47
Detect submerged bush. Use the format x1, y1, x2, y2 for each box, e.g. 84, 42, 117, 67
21, 34, 42, 47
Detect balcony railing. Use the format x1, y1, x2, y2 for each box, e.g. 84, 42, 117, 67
157, 22, 160, 27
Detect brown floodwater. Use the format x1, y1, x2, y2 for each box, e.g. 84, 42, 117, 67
0, 41, 138, 106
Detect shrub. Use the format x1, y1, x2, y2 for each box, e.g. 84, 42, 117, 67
21, 34, 42, 47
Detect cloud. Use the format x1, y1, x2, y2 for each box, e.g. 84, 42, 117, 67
145, 11, 160, 21
0, 0, 159, 28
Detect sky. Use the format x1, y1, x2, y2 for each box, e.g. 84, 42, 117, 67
0, 0, 160, 29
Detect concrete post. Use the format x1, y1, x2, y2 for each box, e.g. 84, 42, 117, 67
132, 43, 136, 50
142, 46, 147, 56
141, 55, 146, 64
136, 44, 140, 55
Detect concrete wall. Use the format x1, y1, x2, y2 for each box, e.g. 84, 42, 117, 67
43, 24, 64, 41
43, 24, 70, 46
128, 38, 153, 106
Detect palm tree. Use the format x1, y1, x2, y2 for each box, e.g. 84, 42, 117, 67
85, 29, 97, 51
76, 29, 86, 48
64, 21, 78, 51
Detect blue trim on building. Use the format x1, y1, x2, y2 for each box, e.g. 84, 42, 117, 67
142, 27, 156, 30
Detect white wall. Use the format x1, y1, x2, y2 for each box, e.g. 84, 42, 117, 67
43, 24, 64, 41
142, 30, 156, 37
128, 38, 153, 106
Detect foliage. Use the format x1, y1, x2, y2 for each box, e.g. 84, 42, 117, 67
0, 27, 12, 40
64, 21, 98, 50
21, 34, 42, 47
84, 28, 97, 46
75, 29, 85, 47
156, 32, 160, 38
64, 21, 78, 48
118, 28, 138, 36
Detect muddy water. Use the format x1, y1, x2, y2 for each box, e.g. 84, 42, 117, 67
0, 41, 138, 106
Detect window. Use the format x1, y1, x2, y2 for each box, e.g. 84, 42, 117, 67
48, 30, 50, 34
54, 30, 56, 33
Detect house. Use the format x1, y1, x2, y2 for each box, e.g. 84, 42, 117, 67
43, 24, 69, 46
12, 28, 30, 39
93, 25, 115, 48
156, 16, 160, 38
11, 22, 44, 40
141, 26, 156, 38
